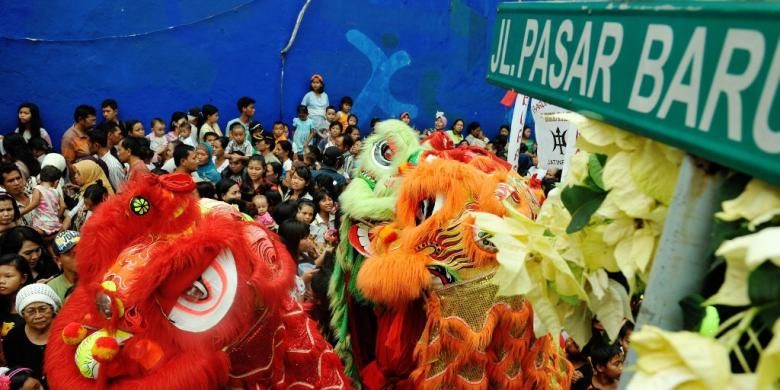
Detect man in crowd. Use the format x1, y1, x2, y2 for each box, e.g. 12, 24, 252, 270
89, 124, 127, 192
0, 163, 32, 226
61, 104, 97, 167
173, 143, 202, 182
313, 146, 346, 190
226, 96, 256, 132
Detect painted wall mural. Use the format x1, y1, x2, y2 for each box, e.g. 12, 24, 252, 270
0, 0, 508, 149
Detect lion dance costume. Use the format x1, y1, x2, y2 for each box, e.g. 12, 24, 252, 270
45, 173, 350, 389
333, 121, 572, 389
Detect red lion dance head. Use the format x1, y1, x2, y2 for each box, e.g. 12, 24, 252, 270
45, 174, 349, 389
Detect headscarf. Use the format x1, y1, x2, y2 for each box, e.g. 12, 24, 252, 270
196, 142, 222, 184
73, 160, 114, 195
435, 111, 448, 128
311, 74, 324, 83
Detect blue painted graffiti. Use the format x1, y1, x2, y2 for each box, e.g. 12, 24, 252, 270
346, 29, 418, 123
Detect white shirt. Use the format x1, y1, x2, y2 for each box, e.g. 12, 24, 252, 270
99, 151, 127, 192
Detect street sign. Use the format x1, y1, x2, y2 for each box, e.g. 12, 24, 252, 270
488, 2, 780, 186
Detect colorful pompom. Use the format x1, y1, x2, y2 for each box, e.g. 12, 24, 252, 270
62, 322, 88, 345
92, 336, 120, 363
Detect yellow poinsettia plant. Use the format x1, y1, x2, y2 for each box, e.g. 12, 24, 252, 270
628, 178, 780, 389
474, 115, 683, 347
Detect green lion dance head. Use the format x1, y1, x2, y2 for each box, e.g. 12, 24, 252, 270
331, 119, 422, 384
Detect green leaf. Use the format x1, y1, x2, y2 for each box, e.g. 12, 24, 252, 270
561, 185, 602, 214
708, 219, 751, 256
748, 262, 780, 306
719, 173, 752, 204
566, 192, 608, 234
680, 294, 706, 332
587, 153, 608, 190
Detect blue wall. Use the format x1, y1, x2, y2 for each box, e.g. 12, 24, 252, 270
0, 0, 509, 150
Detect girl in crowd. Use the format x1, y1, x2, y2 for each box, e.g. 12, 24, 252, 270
265, 161, 283, 193
2, 134, 41, 182
295, 199, 315, 226
20, 166, 65, 237
14, 103, 53, 147
64, 181, 108, 232
0, 227, 58, 282
117, 136, 152, 181
252, 194, 274, 229
242, 155, 267, 198
212, 137, 229, 173
0, 193, 20, 237
215, 179, 242, 203
0, 253, 33, 331
3, 284, 61, 383
0, 367, 44, 390
309, 191, 335, 245
124, 120, 145, 138
318, 122, 342, 152
300, 74, 330, 135
195, 143, 221, 184
277, 219, 319, 300
197, 104, 222, 141
347, 114, 358, 129
347, 126, 361, 142
283, 166, 313, 201
522, 126, 536, 152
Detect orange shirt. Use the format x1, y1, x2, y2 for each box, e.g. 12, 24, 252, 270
61, 125, 90, 164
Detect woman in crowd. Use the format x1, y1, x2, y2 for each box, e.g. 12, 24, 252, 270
195, 143, 221, 184
197, 104, 222, 141
2, 284, 61, 384
215, 179, 242, 203
117, 136, 152, 182
241, 155, 267, 198
14, 103, 53, 147
212, 137, 229, 173
283, 166, 313, 201
0, 227, 58, 282
0, 193, 21, 238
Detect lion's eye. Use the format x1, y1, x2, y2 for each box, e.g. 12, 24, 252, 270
130, 197, 150, 216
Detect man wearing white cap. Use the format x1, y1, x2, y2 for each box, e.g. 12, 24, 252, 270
2, 284, 62, 381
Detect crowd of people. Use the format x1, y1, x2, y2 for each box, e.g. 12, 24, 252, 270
0, 74, 558, 389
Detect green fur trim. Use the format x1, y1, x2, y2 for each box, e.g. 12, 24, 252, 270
329, 220, 363, 386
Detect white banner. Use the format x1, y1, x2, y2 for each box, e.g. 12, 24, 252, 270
532, 101, 578, 173
507, 94, 530, 171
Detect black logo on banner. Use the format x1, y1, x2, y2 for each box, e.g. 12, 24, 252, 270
552, 128, 567, 155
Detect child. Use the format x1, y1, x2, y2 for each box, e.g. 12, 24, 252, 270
0, 193, 20, 237
253, 194, 274, 228
337, 96, 353, 129
272, 121, 288, 143
347, 114, 358, 128
300, 74, 329, 137
147, 118, 169, 163
63, 180, 108, 232
21, 166, 65, 236
292, 105, 314, 159
295, 199, 315, 225
318, 122, 342, 152
590, 343, 623, 390
225, 122, 254, 162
